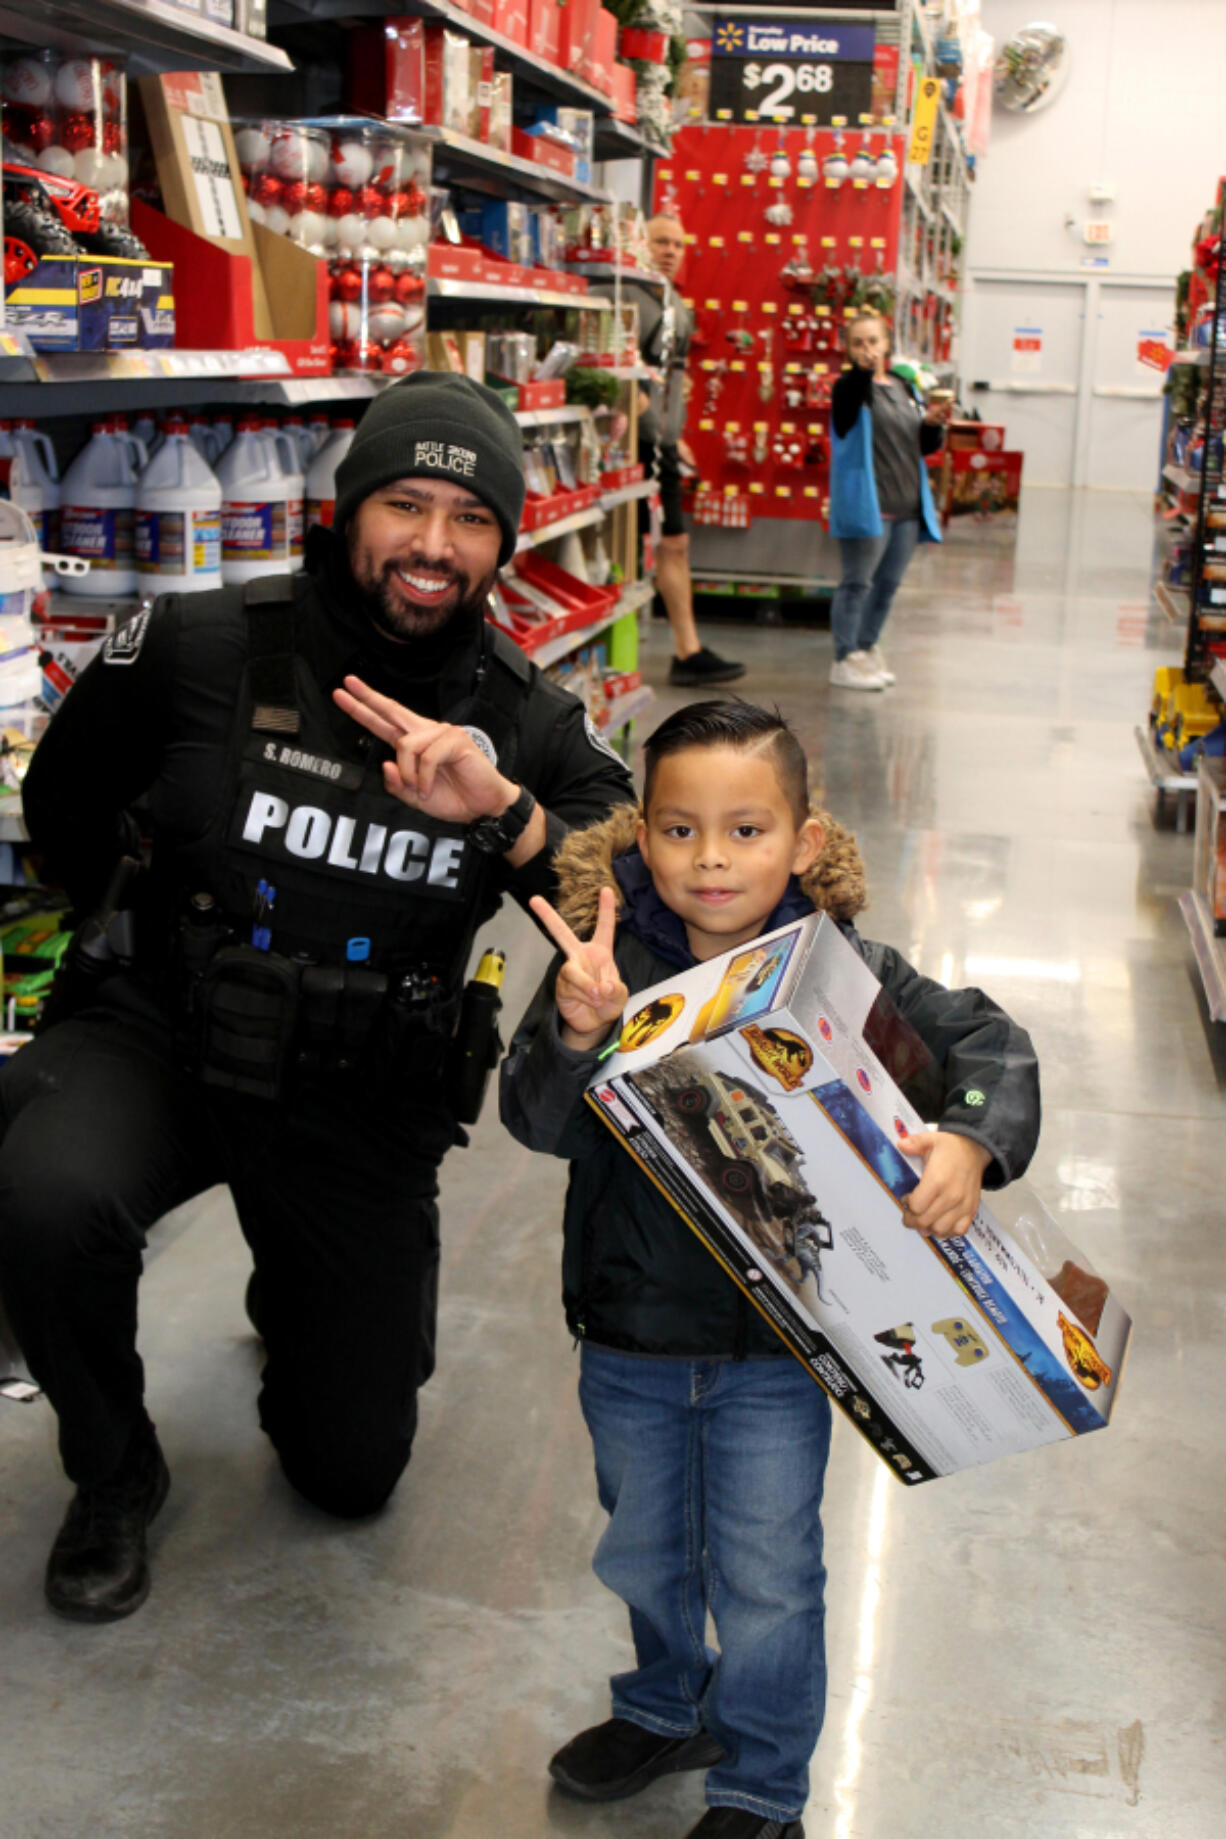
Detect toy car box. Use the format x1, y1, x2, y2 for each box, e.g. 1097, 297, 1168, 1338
586, 912, 1131, 1485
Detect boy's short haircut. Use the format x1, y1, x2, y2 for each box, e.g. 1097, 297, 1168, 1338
642, 699, 810, 822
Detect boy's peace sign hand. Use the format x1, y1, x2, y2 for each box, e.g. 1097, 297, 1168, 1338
530, 886, 628, 1050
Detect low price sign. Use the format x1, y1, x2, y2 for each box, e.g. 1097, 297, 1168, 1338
709, 17, 876, 125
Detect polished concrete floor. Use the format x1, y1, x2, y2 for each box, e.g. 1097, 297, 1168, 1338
3, 487, 1224, 1838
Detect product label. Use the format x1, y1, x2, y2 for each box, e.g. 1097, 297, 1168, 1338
306, 496, 335, 529
136, 508, 221, 578
222, 500, 287, 563
60, 504, 134, 571
287, 496, 304, 560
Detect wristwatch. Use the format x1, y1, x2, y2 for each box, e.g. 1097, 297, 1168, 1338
468, 785, 537, 855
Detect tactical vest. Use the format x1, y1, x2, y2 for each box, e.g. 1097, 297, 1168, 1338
163, 575, 534, 1095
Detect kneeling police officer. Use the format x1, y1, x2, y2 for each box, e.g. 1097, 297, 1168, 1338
0, 374, 634, 1622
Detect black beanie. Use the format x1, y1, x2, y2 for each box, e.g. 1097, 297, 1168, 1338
334, 372, 526, 565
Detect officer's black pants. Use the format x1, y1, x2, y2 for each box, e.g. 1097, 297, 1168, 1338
0, 978, 450, 1517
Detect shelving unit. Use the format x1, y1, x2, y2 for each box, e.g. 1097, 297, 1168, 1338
0, 0, 292, 75
1134, 725, 1198, 832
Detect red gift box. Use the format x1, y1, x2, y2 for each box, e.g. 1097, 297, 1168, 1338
588, 8, 619, 93
600, 462, 645, 490
492, 0, 530, 47
345, 18, 424, 122
560, 0, 599, 79
511, 129, 577, 178
427, 243, 491, 283
618, 26, 668, 60
611, 62, 637, 122
528, 0, 562, 64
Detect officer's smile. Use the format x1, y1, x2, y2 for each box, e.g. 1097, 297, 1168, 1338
349, 477, 502, 641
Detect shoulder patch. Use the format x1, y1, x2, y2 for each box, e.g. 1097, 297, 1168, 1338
584, 711, 624, 766
464, 725, 498, 766
102, 608, 152, 666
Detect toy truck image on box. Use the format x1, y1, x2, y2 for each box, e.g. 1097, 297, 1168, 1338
586, 913, 1131, 1485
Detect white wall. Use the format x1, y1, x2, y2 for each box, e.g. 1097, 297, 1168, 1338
967, 0, 1226, 280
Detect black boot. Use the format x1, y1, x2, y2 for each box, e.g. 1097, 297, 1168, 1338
685, 1811, 805, 1838
550, 1716, 724, 1802
45, 1428, 170, 1623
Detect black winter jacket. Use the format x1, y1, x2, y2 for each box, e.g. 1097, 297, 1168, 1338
501, 805, 1042, 1361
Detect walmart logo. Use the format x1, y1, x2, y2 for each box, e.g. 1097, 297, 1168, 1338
715, 21, 745, 52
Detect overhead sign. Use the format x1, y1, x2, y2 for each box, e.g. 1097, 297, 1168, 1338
710, 17, 875, 124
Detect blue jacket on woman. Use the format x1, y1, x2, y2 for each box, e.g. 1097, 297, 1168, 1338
828, 364, 944, 543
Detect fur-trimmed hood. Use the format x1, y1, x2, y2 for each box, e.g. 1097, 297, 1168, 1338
552, 801, 868, 940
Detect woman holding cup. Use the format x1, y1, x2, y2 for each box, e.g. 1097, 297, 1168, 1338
826, 312, 950, 690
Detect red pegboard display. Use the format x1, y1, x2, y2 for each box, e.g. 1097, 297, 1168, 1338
655, 123, 907, 530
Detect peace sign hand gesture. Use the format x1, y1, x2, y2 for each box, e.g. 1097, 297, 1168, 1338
333, 675, 516, 825
530, 885, 628, 1052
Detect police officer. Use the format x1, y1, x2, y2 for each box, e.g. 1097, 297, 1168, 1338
0, 374, 634, 1622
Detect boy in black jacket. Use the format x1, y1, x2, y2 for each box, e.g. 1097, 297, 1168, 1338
500, 701, 1040, 1839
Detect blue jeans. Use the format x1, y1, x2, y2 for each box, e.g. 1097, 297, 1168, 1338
578, 1344, 832, 1821
830, 517, 921, 660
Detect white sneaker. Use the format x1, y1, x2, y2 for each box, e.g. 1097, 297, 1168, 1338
864, 644, 895, 685
830, 651, 885, 691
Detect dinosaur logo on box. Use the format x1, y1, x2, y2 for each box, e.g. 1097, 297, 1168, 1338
741, 1023, 813, 1091
1059, 1313, 1112, 1390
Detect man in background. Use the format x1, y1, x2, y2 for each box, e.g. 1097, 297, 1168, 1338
625, 214, 745, 689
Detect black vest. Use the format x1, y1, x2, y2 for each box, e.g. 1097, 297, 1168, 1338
167, 576, 533, 988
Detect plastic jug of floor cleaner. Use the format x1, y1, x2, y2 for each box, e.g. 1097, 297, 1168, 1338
211, 415, 235, 464
305, 418, 355, 532
282, 416, 316, 472
307, 413, 332, 455
58, 420, 139, 597
259, 419, 305, 570
216, 416, 292, 584
10, 421, 60, 552
135, 419, 223, 595
0, 500, 45, 707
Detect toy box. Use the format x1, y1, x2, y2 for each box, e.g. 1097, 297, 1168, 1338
586, 912, 1131, 1485
4, 256, 79, 351
77, 257, 175, 351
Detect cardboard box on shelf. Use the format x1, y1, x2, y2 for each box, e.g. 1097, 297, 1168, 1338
942, 449, 1023, 531
528, 0, 563, 65
4, 256, 79, 351
611, 63, 637, 123
471, 43, 495, 141
511, 129, 576, 179
425, 330, 486, 381
560, 0, 600, 81
586, 912, 1131, 1485
489, 72, 514, 152
492, 0, 530, 49
77, 257, 175, 351
588, 9, 619, 95
424, 24, 474, 134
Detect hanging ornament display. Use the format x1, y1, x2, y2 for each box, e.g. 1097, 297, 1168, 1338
797, 145, 818, 183
769, 145, 791, 180
822, 146, 848, 187
875, 146, 899, 187
764, 197, 793, 226
848, 144, 876, 184
744, 139, 768, 173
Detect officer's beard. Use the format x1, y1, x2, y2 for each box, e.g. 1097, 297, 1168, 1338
347, 537, 497, 644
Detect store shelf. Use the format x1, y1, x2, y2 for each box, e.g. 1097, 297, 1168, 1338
515, 506, 607, 553
1155, 580, 1190, 624
427, 276, 610, 311
1179, 890, 1226, 1021
0, 0, 292, 74
600, 478, 657, 511
514, 405, 592, 430
529, 581, 651, 670
0, 353, 393, 418
565, 264, 667, 290
593, 118, 668, 162
603, 684, 655, 737
269, 0, 616, 115
419, 125, 613, 207
1135, 724, 1198, 831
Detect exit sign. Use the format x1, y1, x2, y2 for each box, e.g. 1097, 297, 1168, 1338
1084, 220, 1114, 244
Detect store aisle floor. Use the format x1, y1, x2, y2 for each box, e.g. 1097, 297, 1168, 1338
3, 488, 1223, 1839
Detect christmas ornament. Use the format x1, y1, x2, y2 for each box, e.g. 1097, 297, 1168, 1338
58, 112, 95, 153
382, 337, 423, 376
3, 57, 53, 109
744, 141, 768, 174
822, 148, 848, 187
367, 265, 396, 302
764, 198, 793, 226
875, 147, 899, 187
797, 144, 818, 183
332, 138, 375, 188
769, 147, 791, 180
53, 58, 99, 112
848, 145, 876, 184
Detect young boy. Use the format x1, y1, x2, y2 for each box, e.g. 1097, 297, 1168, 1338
500, 701, 1040, 1839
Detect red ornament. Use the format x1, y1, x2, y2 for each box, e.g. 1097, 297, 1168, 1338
99, 61, 123, 116
381, 337, 422, 377
17, 110, 56, 153
367, 265, 396, 303
356, 184, 383, 219
328, 186, 355, 218
404, 183, 427, 216
394, 271, 425, 305
251, 173, 284, 208
347, 340, 385, 373
333, 339, 359, 370
281, 180, 308, 215
383, 187, 409, 222
304, 182, 328, 213
58, 113, 97, 153
332, 264, 363, 302
101, 118, 123, 154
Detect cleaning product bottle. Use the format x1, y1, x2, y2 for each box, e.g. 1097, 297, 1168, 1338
187, 415, 214, 464
283, 415, 316, 472
135, 418, 223, 594
58, 419, 139, 597
260, 417, 305, 570
11, 420, 60, 552
307, 412, 332, 455
211, 415, 235, 464
113, 415, 152, 473
305, 417, 356, 532
215, 415, 292, 585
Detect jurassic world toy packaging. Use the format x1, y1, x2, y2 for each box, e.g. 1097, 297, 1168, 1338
586, 913, 1131, 1485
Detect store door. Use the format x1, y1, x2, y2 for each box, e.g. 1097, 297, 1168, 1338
1083, 282, 1171, 489
961, 277, 1084, 486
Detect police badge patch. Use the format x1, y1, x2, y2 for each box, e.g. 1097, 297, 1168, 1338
102, 609, 152, 666
463, 725, 498, 766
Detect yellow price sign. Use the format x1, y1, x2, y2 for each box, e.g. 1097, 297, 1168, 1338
908, 77, 941, 166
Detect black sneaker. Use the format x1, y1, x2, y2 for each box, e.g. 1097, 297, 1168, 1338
669, 647, 747, 687
685, 1811, 805, 1838
45, 1430, 170, 1623
549, 1716, 724, 1802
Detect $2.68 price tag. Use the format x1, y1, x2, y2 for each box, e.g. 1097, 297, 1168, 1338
709, 18, 875, 125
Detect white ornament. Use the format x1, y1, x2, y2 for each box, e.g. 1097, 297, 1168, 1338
289, 210, 328, 249
100, 152, 128, 191
366, 304, 408, 344
365, 214, 398, 251
331, 139, 374, 188
848, 147, 875, 183
329, 301, 364, 340
769, 150, 791, 179
401, 305, 425, 337
263, 204, 292, 237
320, 214, 340, 246
37, 145, 76, 179
53, 58, 98, 112
334, 212, 366, 255
303, 136, 330, 185
3, 57, 53, 109
269, 130, 309, 181
73, 149, 110, 190
235, 125, 272, 171
397, 214, 429, 253
246, 198, 267, 226
797, 149, 818, 181
875, 149, 899, 186
822, 151, 848, 186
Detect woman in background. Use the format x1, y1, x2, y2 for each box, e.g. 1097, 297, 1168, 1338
826, 312, 949, 691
